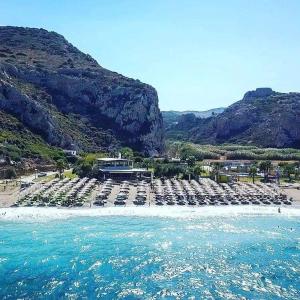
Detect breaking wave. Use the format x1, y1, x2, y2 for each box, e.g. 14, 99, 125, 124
1, 205, 300, 222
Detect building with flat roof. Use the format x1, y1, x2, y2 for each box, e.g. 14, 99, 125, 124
96, 157, 152, 180
63, 149, 77, 156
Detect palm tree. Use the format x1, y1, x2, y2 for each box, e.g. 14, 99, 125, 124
294, 162, 300, 180
249, 165, 257, 184
211, 162, 222, 183
283, 164, 295, 182
259, 160, 272, 182
56, 159, 65, 179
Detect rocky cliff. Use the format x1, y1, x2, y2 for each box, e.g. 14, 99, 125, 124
0, 26, 164, 155
168, 88, 300, 148
162, 108, 225, 129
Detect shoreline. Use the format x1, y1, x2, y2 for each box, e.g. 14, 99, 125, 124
1, 205, 300, 221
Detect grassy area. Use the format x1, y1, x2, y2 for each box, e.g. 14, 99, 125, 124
33, 174, 56, 183
238, 176, 262, 183
64, 170, 78, 179
32, 170, 77, 183
282, 178, 300, 183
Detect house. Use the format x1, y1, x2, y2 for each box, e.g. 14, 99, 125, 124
63, 150, 77, 156
95, 157, 152, 180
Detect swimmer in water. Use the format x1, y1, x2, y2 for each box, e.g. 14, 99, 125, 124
278, 207, 281, 213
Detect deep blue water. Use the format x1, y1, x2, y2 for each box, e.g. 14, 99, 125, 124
0, 214, 300, 299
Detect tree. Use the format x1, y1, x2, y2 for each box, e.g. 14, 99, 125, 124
120, 147, 134, 159
249, 165, 257, 184
73, 160, 94, 178
186, 156, 196, 167
181, 144, 201, 160
142, 158, 154, 170
211, 162, 222, 183
154, 163, 186, 178
283, 164, 295, 182
293, 162, 300, 180
193, 165, 204, 176
56, 159, 66, 179
5, 167, 17, 179
259, 160, 272, 182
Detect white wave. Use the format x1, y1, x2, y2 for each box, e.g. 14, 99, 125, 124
0, 205, 300, 222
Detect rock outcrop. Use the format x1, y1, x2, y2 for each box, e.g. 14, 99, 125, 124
162, 108, 225, 130
0, 26, 164, 155
167, 88, 300, 148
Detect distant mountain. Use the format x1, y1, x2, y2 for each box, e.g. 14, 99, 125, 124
162, 107, 225, 129
0, 26, 164, 157
167, 88, 300, 148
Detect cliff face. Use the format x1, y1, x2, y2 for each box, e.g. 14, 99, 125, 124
162, 108, 225, 130
0, 26, 164, 155
168, 88, 300, 148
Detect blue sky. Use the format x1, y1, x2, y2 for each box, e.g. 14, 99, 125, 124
1, 0, 300, 110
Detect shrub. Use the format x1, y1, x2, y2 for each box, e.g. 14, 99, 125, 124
5, 167, 17, 179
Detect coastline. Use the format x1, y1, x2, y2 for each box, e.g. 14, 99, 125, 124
1, 205, 300, 222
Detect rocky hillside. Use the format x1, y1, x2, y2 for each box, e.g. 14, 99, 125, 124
168, 88, 300, 148
0, 26, 164, 156
162, 108, 224, 129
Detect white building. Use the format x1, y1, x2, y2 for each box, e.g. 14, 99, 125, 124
96, 158, 151, 180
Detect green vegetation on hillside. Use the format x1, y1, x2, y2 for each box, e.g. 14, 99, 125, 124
0, 111, 65, 162
165, 89, 300, 149
167, 141, 300, 161
0, 26, 164, 155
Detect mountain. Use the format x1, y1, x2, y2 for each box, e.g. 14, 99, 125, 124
162, 108, 225, 129
0, 26, 164, 157
167, 88, 300, 148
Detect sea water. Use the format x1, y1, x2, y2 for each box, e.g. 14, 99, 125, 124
0, 207, 299, 299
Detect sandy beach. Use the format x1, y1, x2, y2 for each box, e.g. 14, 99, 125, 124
1, 178, 300, 209
282, 187, 300, 204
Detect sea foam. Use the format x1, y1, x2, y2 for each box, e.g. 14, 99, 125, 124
0, 205, 300, 222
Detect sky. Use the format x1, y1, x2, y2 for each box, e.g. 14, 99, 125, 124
1, 0, 300, 111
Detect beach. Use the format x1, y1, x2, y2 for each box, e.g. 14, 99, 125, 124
1, 177, 300, 209
283, 187, 300, 203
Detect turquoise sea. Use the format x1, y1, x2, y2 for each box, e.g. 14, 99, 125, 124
0, 207, 300, 299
